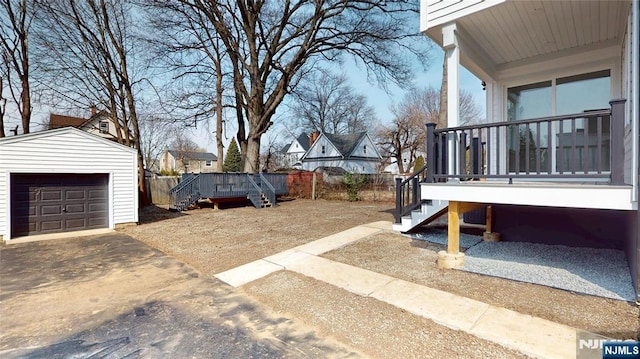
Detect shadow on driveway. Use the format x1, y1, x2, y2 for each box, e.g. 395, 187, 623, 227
0, 234, 358, 358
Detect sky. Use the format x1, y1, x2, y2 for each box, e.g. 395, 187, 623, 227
192, 47, 486, 155
2, 45, 485, 157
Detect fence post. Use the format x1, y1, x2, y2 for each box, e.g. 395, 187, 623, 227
426, 123, 436, 183
610, 99, 626, 185
395, 177, 402, 224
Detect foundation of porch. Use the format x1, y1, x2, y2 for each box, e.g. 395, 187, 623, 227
483, 232, 501, 242
437, 251, 465, 269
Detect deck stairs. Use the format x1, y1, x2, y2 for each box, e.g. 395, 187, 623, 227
393, 199, 448, 232
392, 165, 449, 232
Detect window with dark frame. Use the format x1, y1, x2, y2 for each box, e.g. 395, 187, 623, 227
99, 121, 109, 134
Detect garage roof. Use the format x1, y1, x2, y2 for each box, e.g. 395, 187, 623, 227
0, 127, 137, 154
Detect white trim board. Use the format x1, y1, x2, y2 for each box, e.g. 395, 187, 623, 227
421, 183, 635, 211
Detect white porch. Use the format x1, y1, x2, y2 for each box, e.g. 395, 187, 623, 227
422, 181, 635, 211
399, 1, 640, 279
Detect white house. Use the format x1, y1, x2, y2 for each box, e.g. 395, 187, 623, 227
49, 107, 134, 143
0, 127, 139, 241
396, 0, 639, 299
281, 133, 311, 168
159, 150, 218, 174
301, 132, 382, 174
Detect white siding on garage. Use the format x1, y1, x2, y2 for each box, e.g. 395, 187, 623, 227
0, 128, 138, 239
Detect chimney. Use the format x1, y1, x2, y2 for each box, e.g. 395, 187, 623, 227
90, 105, 97, 117
309, 131, 320, 147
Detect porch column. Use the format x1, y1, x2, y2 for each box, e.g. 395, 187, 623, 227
442, 22, 460, 181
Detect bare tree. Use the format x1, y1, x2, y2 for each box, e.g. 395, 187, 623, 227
291, 70, 376, 134
377, 86, 482, 174
169, 129, 200, 173
151, 0, 427, 173
138, 112, 175, 173
377, 104, 425, 174
34, 0, 149, 204
1, 0, 34, 134
438, 52, 447, 129
0, 75, 6, 137
144, 2, 233, 172
259, 128, 289, 172
436, 53, 483, 129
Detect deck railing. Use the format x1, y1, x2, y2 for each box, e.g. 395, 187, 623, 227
169, 172, 289, 210
169, 175, 201, 211
261, 173, 289, 195
259, 173, 277, 206
394, 165, 429, 224
426, 99, 626, 184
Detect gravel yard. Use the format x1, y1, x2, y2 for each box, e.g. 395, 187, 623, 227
121, 198, 639, 352
322, 232, 639, 340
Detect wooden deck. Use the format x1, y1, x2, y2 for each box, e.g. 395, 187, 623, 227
169, 173, 289, 211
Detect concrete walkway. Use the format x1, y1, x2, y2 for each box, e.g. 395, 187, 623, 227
215, 221, 578, 359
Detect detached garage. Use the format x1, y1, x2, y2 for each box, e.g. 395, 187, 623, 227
0, 127, 138, 241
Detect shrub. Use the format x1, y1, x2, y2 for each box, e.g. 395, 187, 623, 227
342, 172, 367, 201
159, 169, 180, 176
414, 155, 425, 173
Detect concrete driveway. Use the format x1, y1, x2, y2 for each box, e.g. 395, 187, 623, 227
0, 233, 357, 358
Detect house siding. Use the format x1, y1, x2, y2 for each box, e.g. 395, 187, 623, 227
301, 133, 382, 174
627, 208, 639, 301
0, 129, 138, 239
625, 124, 633, 185
305, 136, 341, 159
302, 159, 380, 174
422, 0, 504, 31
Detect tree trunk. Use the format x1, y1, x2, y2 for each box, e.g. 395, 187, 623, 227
137, 149, 149, 207
243, 134, 261, 173
21, 79, 31, 134
215, 49, 224, 172
395, 153, 405, 174
437, 51, 448, 129
0, 78, 5, 138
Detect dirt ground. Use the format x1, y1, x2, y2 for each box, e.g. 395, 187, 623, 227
121, 198, 639, 354
123, 199, 394, 275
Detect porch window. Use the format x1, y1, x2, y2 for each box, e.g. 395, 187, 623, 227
507, 81, 552, 172
506, 70, 611, 174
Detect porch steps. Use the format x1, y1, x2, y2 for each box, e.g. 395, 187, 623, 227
392, 199, 449, 232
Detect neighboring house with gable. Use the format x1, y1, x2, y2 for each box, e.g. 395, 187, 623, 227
300, 132, 382, 174
396, 0, 639, 300
281, 133, 311, 168
48, 106, 132, 142
159, 149, 218, 174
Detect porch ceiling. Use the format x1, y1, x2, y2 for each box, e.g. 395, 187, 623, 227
427, 0, 631, 76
